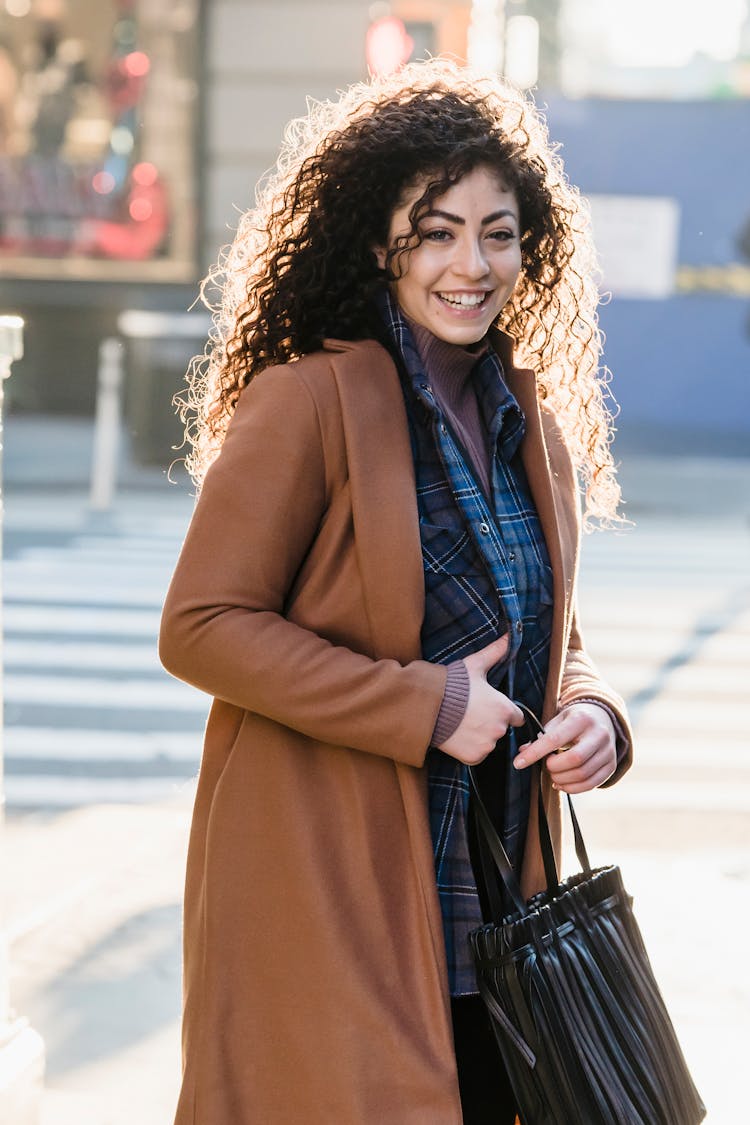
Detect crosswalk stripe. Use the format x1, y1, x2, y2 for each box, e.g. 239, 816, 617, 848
5, 584, 167, 607
8, 542, 180, 560
3, 775, 197, 808
3, 605, 161, 635
5, 556, 175, 574
3, 727, 202, 761
4, 640, 161, 672
4, 674, 207, 711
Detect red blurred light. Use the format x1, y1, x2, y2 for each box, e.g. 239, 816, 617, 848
129, 197, 153, 222
366, 16, 413, 76
124, 51, 150, 77
132, 162, 158, 187
92, 171, 116, 195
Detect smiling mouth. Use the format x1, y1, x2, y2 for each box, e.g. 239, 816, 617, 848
436, 291, 491, 309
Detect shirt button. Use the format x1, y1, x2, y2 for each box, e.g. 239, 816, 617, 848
515, 620, 523, 635
440, 423, 447, 434
508, 551, 516, 562
479, 522, 490, 535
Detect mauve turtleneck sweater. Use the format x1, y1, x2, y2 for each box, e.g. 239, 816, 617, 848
408, 318, 493, 497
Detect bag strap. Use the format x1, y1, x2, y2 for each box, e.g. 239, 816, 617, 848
468, 767, 527, 915
468, 703, 593, 917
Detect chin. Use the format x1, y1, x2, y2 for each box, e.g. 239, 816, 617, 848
435, 322, 490, 346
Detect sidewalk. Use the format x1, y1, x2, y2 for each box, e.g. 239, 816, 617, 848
2, 412, 749, 1124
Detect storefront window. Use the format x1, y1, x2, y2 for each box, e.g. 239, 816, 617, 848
0, 0, 200, 281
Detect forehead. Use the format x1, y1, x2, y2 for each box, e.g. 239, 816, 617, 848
393, 165, 516, 217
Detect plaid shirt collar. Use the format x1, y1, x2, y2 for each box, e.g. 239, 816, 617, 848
376, 288, 524, 465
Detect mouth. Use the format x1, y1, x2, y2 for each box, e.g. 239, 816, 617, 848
435, 290, 492, 312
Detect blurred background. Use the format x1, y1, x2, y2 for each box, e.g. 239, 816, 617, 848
1, 0, 749, 454
0, 2, 747, 1123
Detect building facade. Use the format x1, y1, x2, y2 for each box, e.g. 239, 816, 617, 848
0, 0, 747, 456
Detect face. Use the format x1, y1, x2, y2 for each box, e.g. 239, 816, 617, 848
376, 165, 522, 346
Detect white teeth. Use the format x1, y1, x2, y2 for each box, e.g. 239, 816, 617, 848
439, 292, 487, 308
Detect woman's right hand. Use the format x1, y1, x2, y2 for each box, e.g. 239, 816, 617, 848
436, 635, 524, 765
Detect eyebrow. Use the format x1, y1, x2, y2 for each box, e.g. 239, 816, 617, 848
425, 208, 518, 225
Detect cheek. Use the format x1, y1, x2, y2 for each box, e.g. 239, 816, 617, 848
499, 255, 522, 294
504, 247, 523, 279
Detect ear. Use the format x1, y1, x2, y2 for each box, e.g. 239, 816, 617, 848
372, 244, 387, 271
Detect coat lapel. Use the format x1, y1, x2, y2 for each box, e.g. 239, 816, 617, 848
503, 362, 574, 898
324, 339, 425, 666
324, 339, 454, 1000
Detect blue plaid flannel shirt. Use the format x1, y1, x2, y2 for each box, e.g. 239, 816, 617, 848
378, 292, 554, 995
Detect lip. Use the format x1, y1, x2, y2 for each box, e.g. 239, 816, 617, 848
434, 290, 494, 318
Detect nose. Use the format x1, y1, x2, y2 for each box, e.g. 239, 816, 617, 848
454, 236, 490, 281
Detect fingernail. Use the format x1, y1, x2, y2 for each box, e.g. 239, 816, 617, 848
514, 757, 526, 769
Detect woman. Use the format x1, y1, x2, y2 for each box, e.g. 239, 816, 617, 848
160, 59, 633, 1124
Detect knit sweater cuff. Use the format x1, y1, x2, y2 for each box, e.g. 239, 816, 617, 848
570, 697, 630, 767
431, 660, 470, 748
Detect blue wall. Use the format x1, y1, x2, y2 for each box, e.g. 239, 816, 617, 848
543, 98, 750, 453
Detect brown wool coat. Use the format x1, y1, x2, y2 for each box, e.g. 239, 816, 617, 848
160, 336, 633, 1125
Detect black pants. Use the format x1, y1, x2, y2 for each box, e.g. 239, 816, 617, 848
451, 994, 517, 1125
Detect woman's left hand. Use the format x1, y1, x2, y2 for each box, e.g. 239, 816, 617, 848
512, 702, 617, 793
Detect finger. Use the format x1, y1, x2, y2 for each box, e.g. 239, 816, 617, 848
546, 746, 604, 785
507, 702, 526, 727
549, 743, 617, 785
544, 738, 601, 778
513, 726, 578, 770
466, 632, 510, 675
552, 764, 614, 794
514, 712, 585, 766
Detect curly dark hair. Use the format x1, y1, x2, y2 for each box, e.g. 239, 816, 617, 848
183, 59, 622, 524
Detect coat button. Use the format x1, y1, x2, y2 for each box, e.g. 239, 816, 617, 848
479, 522, 490, 534
440, 423, 447, 434
515, 620, 523, 635
508, 551, 516, 562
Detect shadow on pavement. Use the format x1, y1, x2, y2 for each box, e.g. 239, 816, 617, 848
27, 902, 181, 1081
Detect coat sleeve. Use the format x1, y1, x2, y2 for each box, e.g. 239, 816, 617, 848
557, 608, 633, 785
159, 365, 446, 768
540, 404, 633, 786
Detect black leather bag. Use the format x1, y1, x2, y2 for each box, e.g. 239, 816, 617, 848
468, 706, 706, 1125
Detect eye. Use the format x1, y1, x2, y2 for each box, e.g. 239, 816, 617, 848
421, 227, 453, 242
487, 228, 517, 242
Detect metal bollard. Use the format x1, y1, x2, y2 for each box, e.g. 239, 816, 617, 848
0, 314, 45, 1122
0, 316, 23, 1013
89, 336, 124, 512
0, 314, 23, 384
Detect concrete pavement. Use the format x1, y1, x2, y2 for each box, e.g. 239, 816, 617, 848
2, 413, 749, 1123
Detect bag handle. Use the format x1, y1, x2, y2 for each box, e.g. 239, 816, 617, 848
468, 703, 593, 918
